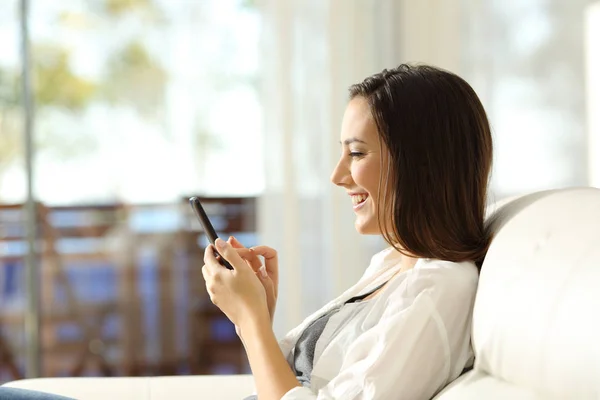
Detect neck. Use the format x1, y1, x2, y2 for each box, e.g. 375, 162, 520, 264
400, 255, 419, 272
389, 245, 419, 272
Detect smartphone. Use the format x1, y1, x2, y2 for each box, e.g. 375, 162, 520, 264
189, 196, 234, 270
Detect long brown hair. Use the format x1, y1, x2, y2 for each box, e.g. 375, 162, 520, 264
349, 64, 493, 265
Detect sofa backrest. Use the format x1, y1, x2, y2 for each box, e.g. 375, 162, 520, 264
437, 187, 600, 399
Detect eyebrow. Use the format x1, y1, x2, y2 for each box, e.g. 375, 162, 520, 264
340, 138, 367, 145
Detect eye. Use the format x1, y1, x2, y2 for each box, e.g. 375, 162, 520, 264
349, 151, 364, 158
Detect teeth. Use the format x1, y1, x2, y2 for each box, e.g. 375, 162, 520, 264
351, 194, 368, 205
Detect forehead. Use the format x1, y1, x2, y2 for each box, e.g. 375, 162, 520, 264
340, 96, 378, 143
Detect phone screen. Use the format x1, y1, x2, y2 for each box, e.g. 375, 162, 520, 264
189, 197, 234, 270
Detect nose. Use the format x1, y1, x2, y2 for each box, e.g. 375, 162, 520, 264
330, 157, 351, 187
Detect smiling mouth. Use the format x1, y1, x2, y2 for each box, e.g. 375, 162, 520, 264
351, 193, 369, 209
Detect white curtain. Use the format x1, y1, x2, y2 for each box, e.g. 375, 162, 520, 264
256, 0, 464, 337
462, 0, 594, 198
586, 1, 600, 187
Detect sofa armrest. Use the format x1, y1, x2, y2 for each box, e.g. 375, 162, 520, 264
2, 375, 255, 400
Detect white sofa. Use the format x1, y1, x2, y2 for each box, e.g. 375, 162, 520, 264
4, 187, 600, 399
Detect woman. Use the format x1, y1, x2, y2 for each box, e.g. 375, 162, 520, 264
0, 63, 492, 399
203, 64, 493, 400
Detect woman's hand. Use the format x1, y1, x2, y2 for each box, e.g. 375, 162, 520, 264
201, 239, 270, 334
228, 237, 279, 324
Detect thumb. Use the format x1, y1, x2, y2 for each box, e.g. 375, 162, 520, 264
215, 238, 245, 270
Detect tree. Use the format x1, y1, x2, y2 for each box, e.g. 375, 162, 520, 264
103, 0, 155, 16
0, 0, 165, 198
0, 68, 20, 168
103, 40, 167, 117
0, 45, 98, 182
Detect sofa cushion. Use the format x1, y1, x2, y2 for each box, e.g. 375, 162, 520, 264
435, 369, 542, 399
3, 375, 256, 400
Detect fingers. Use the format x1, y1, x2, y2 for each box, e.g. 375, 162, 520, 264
203, 245, 222, 275
250, 245, 278, 298
235, 248, 263, 271
227, 237, 273, 265
226, 236, 263, 271
212, 238, 275, 276
214, 238, 245, 271
249, 245, 278, 260
201, 253, 218, 304
229, 236, 244, 249
257, 265, 269, 279
228, 236, 244, 249
201, 264, 211, 280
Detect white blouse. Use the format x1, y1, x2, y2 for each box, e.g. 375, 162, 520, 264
277, 247, 479, 400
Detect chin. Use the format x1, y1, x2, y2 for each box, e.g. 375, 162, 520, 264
354, 220, 379, 235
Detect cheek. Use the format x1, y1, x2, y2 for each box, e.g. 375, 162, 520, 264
350, 164, 363, 185
352, 161, 381, 195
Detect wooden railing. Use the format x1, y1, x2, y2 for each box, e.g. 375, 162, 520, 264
0, 196, 256, 381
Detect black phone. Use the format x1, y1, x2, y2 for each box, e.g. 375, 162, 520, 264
189, 196, 234, 270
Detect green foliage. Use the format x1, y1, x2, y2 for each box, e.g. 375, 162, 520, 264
34, 45, 97, 110
0, 45, 99, 168
103, 40, 167, 115
1, 0, 241, 181
240, 0, 258, 10
103, 0, 155, 16
1, 0, 163, 172
0, 68, 21, 168
0, 68, 19, 108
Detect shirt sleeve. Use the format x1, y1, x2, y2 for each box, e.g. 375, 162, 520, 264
280, 290, 452, 400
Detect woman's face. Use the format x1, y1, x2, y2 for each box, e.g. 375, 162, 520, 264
331, 96, 389, 235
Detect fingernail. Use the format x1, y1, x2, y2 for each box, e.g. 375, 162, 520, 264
259, 266, 268, 279
215, 238, 226, 250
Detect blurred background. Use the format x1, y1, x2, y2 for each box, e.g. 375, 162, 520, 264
1, 0, 599, 383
